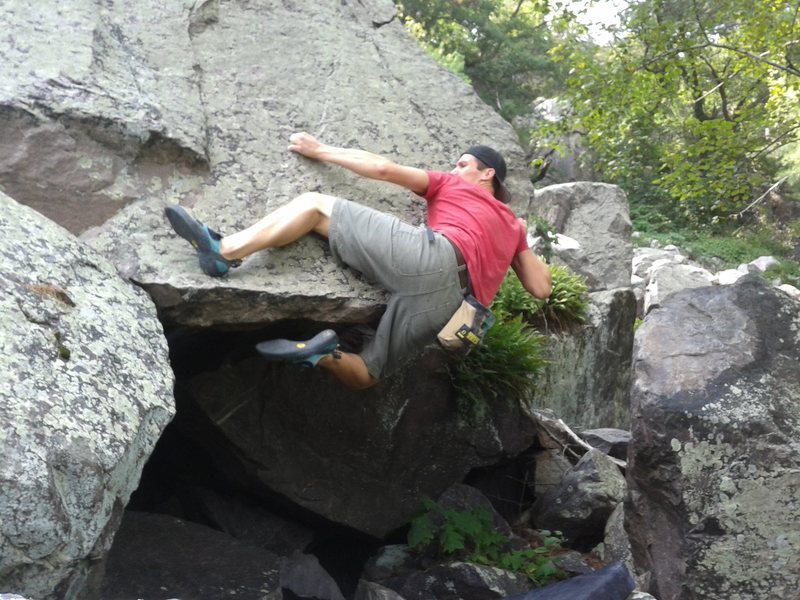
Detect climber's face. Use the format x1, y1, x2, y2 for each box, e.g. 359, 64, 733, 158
451, 154, 495, 190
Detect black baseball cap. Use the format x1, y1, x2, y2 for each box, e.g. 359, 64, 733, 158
464, 145, 512, 203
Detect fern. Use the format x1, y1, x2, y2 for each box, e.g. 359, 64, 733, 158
407, 498, 565, 586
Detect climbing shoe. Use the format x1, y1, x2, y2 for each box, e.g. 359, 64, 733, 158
255, 329, 341, 368
165, 204, 241, 277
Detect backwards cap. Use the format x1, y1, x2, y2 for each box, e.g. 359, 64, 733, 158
464, 145, 511, 203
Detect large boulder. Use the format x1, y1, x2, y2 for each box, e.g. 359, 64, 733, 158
88, 0, 532, 329
534, 288, 636, 429
0, 192, 174, 599
2, 0, 535, 328
627, 276, 800, 600
171, 342, 539, 537
526, 183, 632, 292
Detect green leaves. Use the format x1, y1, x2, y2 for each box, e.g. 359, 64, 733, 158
449, 263, 589, 412
395, 0, 563, 120
407, 498, 565, 585
493, 264, 590, 327
539, 0, 800, 227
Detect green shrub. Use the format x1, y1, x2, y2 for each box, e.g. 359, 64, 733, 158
450, 316, 548, 410
540, 264, 590, 327
493, 265, 589, 328
408, 497, 565, 586
450, 264, 589, 409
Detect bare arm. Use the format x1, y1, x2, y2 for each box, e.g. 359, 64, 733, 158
511, 249, 552, 299
288, 131, 429, 194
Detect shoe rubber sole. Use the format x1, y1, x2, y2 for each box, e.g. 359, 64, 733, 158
165, 204, 230, 276
255, 329, 339, 363
165, 205, 212, 250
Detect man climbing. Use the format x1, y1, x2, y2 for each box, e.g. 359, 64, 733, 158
165, 132, 551, 390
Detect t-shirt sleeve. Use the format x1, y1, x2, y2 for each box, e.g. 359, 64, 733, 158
420, 170, 446, 200
515, 222, 529, 254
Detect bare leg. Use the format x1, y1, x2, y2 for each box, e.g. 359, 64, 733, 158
318, 352, 378, 390
219, 192, 336, 260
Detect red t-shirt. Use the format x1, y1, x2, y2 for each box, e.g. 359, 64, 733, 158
422, 171, 528, 305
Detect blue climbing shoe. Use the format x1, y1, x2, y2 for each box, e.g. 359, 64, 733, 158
165, 204, 241, 277
255, 329, 341, 368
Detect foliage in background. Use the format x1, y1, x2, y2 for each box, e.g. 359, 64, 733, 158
397, 0, 799, 279
541, 0, 800, 227
394, 0, 564, 120
408, 497, 565, 585
450, 264, 589, 409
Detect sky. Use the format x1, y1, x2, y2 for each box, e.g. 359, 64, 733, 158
572, 0, 627, 44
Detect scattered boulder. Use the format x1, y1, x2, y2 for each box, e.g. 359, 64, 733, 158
628, 276, 800, 600
437, 483, 514, 539
362, 545, 419, 583
643, 261, 714, 314
631, 244, 796, 319
597, 503, 644, 591
747, 255, 779, 272
579, 429, 630, 461
280, 551, 346, 600
713, 268, 746, 285
531, 450, 574, 498
378, 562, 532, 600
531, 449, 626, 550
355, 580, 407, 600
779, 282, 800, 300
0, 192, 174, 599
503, 562, 635, 600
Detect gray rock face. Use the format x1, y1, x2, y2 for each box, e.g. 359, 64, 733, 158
535, 288, 636, 429
528, 183, 632, 292
0, 0, 206, 234
58, 0, 533, 329
627, 276, 800, 600
0, 192, 174, 599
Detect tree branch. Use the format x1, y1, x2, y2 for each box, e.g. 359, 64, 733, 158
733, 176, 789, 219
707, 42, 800, 78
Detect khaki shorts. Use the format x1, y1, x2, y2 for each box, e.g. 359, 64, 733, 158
328, 199, 464, 379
